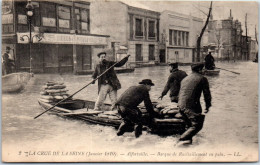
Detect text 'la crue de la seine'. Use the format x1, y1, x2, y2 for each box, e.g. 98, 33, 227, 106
19, 151, 242, 158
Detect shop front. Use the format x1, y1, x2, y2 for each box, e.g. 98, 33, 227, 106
16, 32, 109, 73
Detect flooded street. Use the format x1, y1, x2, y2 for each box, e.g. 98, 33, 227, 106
2, 62, 258, 162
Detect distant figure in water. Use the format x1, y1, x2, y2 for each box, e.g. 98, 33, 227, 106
176, 63, 212, 146
204, 52, 215, 70
2, 46, 15, 75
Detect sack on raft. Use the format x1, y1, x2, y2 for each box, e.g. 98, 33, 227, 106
38, 98, 53, 103
40, 95, 54, 100
153, 118, 185, 124
47, 85, 67, 89
46, 89, 68, 94
46, 82, 64, 86
54, 96, 63, 100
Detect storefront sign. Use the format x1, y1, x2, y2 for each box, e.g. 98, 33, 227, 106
2, 14, 13, 24
18, 14, 27, 24
59, 19, 70, 28
42, 17, 56, 27
17, 33, 108, 45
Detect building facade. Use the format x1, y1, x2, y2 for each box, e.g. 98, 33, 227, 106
90, 1, 160, 67
2, 0, 109, 74
159, 10, 203, 64
249, 39, 258, 60
207, 11, 251, 61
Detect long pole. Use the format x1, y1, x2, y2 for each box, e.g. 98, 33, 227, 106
215, 67, 240, 75
34, 55, 130, 119
29, 17, 32, 74
255, 25, 258, 45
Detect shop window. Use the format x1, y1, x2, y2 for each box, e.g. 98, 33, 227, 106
186, 32, 189, 46
2, 1, 14, 33
41, 3, 56, 28
148, 20, 155, 38
81, 9, 89, 33
135, 18, 143, 37
16, 1, 28, 32
149, 45, 155, 60
58, 6, 71, 32
32, 2, 40, 27
74, 8, 89, 34
136, 44, 143, 61
169, 30, 173, 45
174, 30, 177, 46
178, 31, 181, 46
75, 8, 81, 33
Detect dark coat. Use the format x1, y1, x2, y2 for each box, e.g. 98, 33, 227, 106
116, 85, 154, 114
178, 72, 212, 114
92, 56, 128, 93
2, 52, 13, 75
161, 69, 187, 101
205, 54, 215, 70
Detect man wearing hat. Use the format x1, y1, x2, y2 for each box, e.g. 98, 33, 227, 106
177, 62, 212, 145
159, 62, 187, 103
116, 79, 157, 138
2, 46, 14, 75
204, 52, 215, 70
92, 52, 130, 111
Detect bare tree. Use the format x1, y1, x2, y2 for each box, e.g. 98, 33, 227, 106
196, 1, 212, 62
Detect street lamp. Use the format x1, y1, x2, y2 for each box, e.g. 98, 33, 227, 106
26, 0, 34, 74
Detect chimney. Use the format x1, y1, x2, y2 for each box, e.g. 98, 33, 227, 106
229, 9, 233, 20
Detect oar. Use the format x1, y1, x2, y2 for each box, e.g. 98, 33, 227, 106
215, 67, 240, 75
34, 55, 130, 119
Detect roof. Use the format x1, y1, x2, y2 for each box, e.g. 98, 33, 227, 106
119, 0, 160, 13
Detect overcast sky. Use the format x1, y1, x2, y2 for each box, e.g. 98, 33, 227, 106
120, 0, 258, 38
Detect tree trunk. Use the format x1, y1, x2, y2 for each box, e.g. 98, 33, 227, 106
196, 1, 213, 62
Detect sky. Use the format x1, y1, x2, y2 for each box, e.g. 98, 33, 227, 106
120, 0, 258, 39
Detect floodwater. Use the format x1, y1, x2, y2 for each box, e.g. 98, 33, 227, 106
2, 62, 258, 162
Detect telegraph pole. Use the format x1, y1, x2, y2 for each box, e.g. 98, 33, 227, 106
245, 13, 249, 60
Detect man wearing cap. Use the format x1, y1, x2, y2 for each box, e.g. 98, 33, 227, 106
92, 52, 130, 111
2, 46, 14, 75
204, 52, 215, 70
177, 62, 212, 145
116, 79, 157, 138
159, 62, 187, 103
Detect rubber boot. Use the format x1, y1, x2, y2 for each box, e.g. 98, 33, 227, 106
117, 122, 127, 136
134, 124, 142, 138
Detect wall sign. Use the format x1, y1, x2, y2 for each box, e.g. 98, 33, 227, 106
18, 14, 27, 24
2, 14, 13, 24
59, 19, 70, 28
17, 33, 108, 45
42, 17, 56, 27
